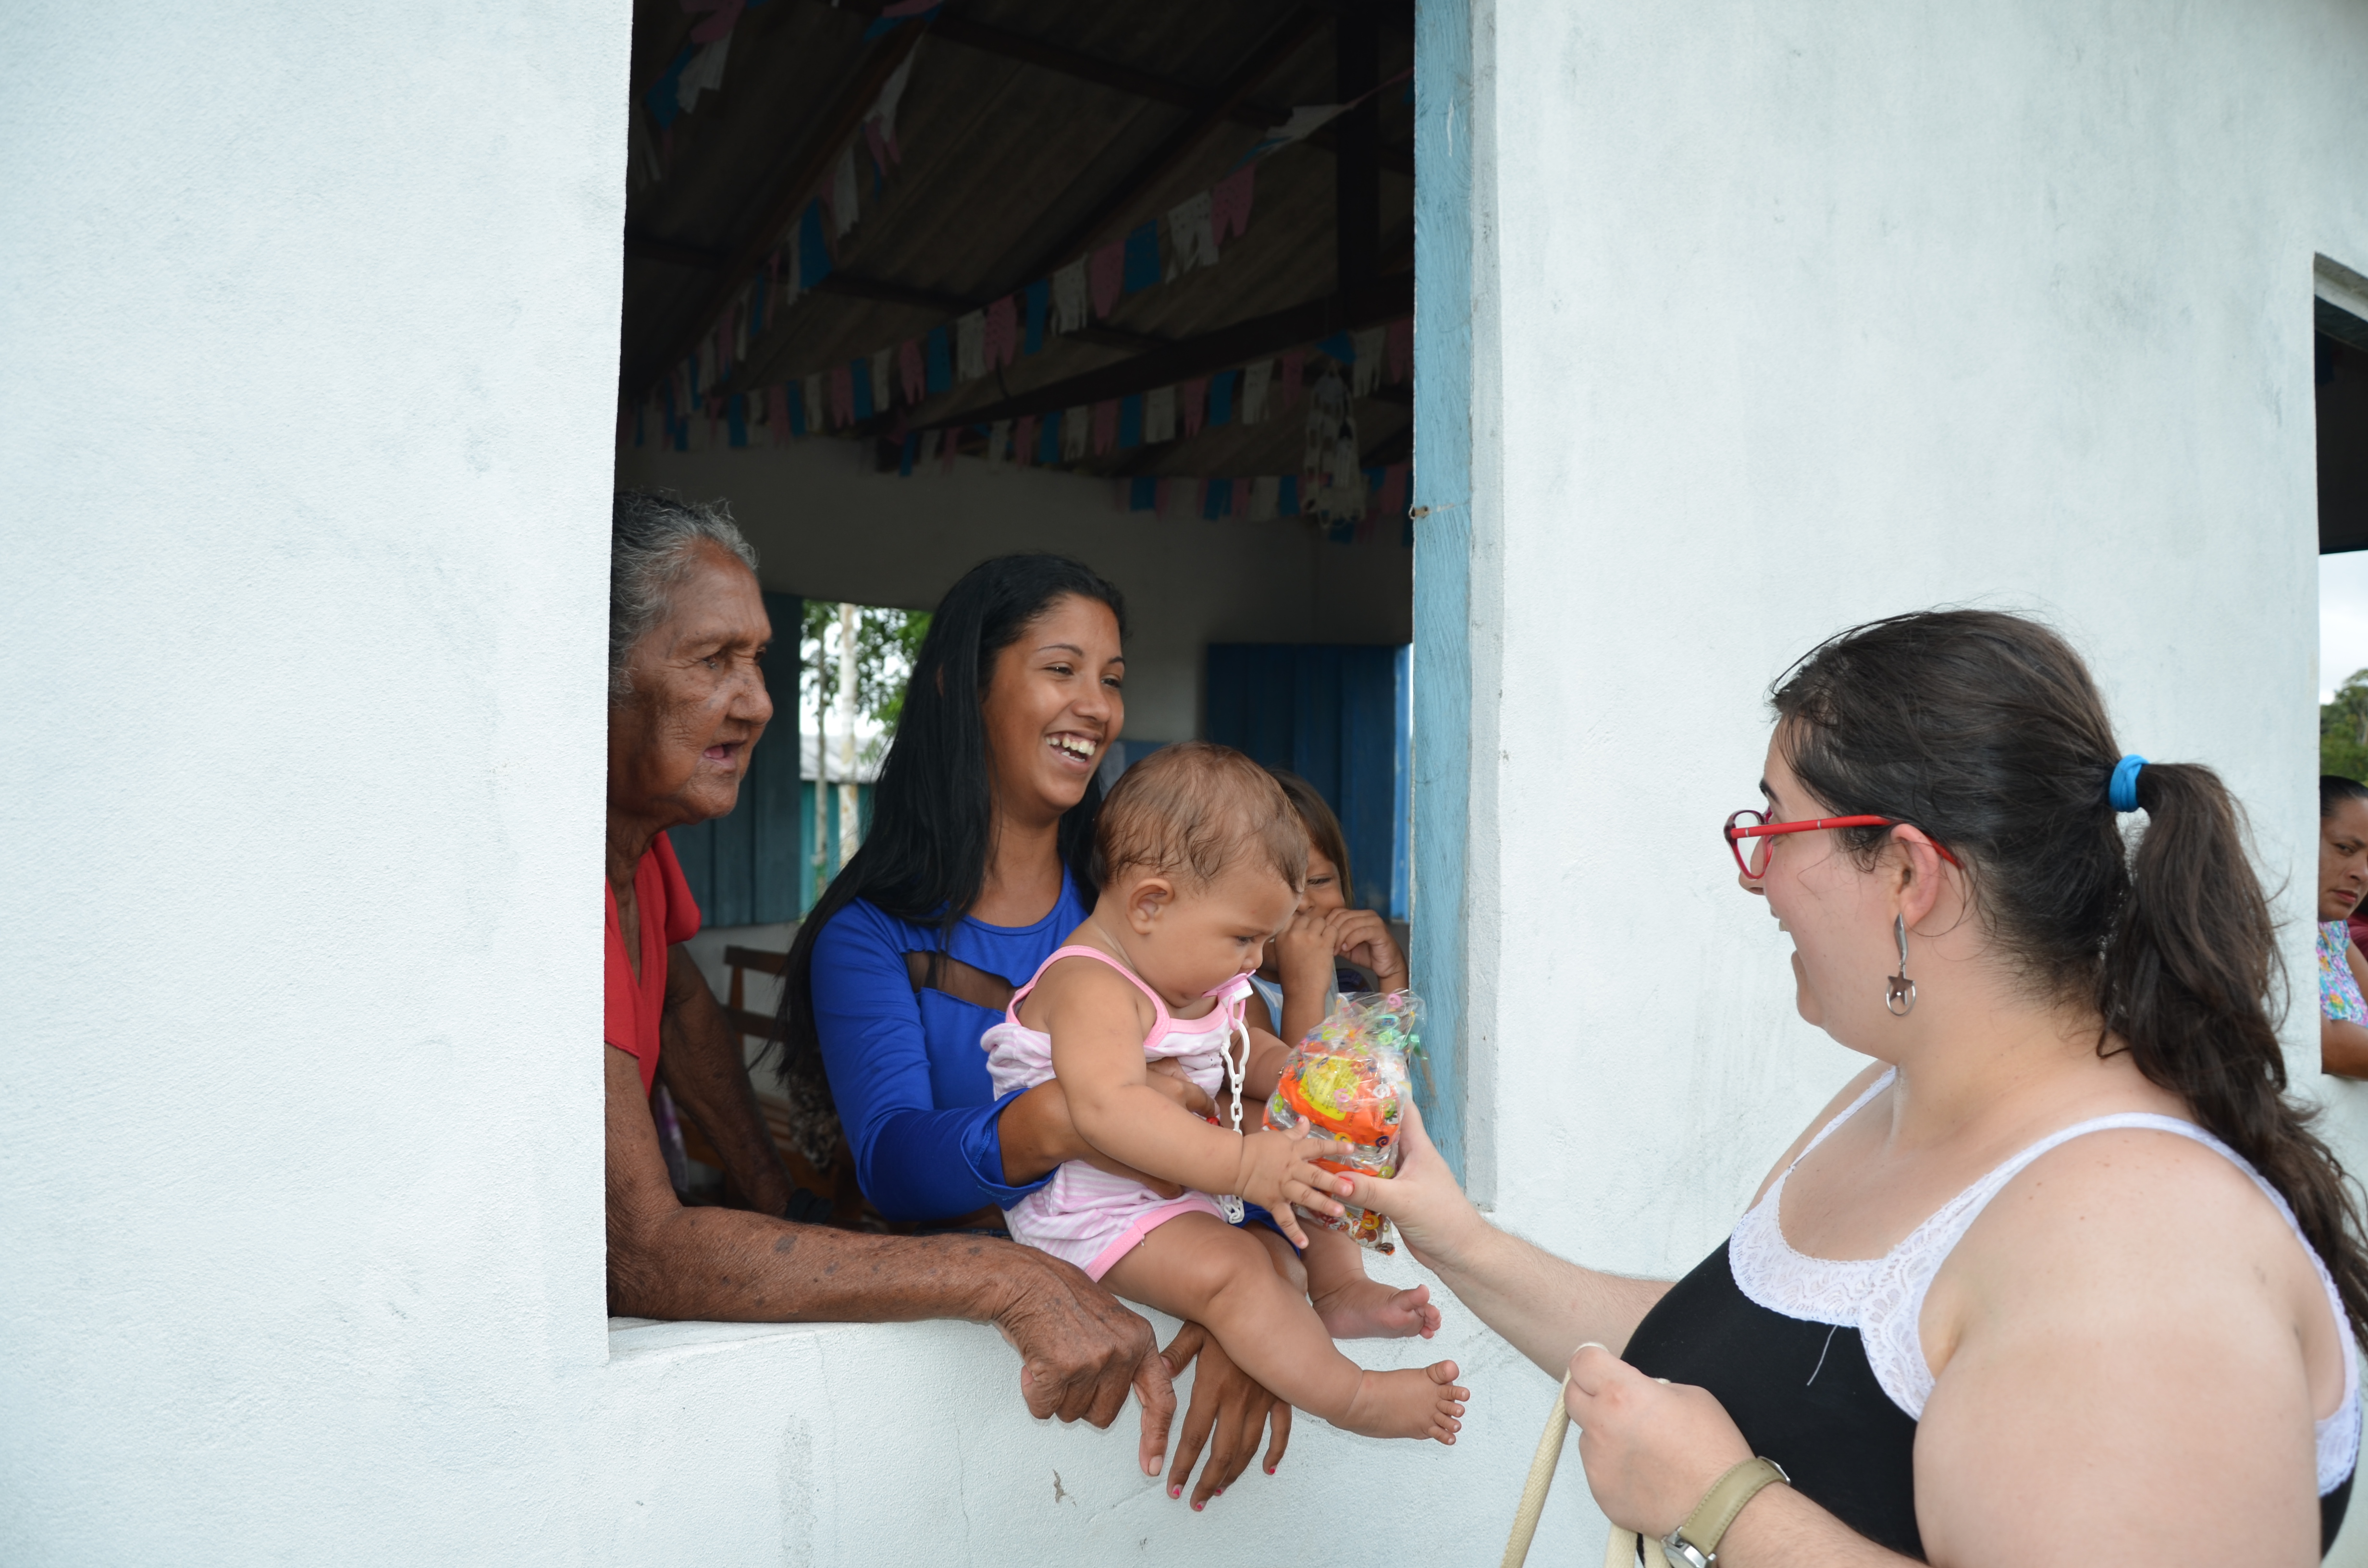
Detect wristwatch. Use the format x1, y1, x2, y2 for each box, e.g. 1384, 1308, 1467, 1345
1659, 1457, 1790, 1568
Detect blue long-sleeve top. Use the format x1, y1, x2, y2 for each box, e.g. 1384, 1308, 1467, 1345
808, 874, 1091, 1222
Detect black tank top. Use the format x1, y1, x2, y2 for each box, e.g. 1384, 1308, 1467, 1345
1622, 1075, 2356, 1560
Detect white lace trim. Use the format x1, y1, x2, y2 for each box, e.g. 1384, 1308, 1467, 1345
1729, 1070, 2360, 1495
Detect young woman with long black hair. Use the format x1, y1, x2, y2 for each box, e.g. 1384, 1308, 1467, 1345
1341, 610, 2368, 1564
778, 553, 1295, 1508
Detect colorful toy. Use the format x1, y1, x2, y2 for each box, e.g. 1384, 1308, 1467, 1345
1262, 991, 1421, 1250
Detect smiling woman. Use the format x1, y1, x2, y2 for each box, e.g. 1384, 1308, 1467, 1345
778, 552, 1305, 1507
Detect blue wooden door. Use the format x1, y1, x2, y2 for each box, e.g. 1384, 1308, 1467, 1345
1204, 643, 1410, 919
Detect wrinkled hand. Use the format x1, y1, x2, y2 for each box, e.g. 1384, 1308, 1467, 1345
1320, 907, 1407, 992
1157, 1323, 1293, 1509
991, 1250, 1177, 1477
1332, 1100, 1485, 1275
1231, 1127, 1346, 1247
1565, 1343, 1751, 1538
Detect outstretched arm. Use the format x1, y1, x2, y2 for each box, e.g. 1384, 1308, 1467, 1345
1334, 1101, 1669, 1371
605, 1046, 1178, 1470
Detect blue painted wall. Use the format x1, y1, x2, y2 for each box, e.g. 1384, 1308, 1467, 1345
1412, 0, 1475, 1179
1205, 643, 1408, 919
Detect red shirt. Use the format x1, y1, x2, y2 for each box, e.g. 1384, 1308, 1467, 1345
604, 832, 702, 1095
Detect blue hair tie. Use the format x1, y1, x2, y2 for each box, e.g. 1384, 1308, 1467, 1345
2109, 754, 2147, 813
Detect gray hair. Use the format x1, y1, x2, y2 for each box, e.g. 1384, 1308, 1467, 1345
610, 490, 760, 701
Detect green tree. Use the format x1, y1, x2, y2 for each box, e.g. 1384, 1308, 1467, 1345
2324, 668, 2368, 781
801, 602, 931, 736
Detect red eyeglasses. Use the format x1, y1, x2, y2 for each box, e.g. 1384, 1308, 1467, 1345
1724, 809, 1961, 879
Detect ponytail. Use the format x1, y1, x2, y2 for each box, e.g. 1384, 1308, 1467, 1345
1775, 610, 2368, 1341
2103, 762, 2368, 1336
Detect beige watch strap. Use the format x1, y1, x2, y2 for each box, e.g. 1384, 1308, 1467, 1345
1673, 1457, 1790, 1557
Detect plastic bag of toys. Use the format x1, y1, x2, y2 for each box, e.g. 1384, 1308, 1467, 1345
1262, 991, 1421, 1250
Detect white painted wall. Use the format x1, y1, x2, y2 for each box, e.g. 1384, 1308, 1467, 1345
15, 0, 2368, 1564
1438, 0, 2368, 1557
616, 439, 1412, 744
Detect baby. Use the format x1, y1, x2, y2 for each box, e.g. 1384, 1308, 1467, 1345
982, 743, 1467, 1444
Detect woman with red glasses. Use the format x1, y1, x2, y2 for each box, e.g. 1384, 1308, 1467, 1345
1333, 610, 2365, 1565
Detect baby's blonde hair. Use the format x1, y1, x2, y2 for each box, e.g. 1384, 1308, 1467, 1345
1094, 742, 1308, 895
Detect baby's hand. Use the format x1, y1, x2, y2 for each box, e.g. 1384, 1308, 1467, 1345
1233, 1127, 1348, 1248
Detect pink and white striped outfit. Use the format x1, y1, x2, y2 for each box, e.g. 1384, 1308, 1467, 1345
982, 946, 1249, 1280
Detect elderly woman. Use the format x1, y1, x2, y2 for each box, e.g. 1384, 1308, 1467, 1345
1344, 611, 2364, 1565
599, 495, 1177, 1466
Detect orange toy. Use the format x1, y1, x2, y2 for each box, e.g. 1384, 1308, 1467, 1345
1262, 991, 1421, 1249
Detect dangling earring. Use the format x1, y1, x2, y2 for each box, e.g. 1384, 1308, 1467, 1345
1885, 914, 1916, 1017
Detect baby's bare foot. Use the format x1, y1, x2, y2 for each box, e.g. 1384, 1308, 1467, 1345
1339, 1359, 1468, 1443
1313, 1277, 1443, 1340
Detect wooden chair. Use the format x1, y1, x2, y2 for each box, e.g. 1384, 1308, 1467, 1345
673, 941, 865, 1225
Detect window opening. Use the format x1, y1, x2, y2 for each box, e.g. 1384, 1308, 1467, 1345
612, 0, 1427, 1214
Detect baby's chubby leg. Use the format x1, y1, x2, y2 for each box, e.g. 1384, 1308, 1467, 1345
1103, 1213, 1466, 1443
1298, 1226, 1442, 1340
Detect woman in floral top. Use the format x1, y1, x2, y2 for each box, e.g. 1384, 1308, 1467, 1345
2319, 774, 2368, 1076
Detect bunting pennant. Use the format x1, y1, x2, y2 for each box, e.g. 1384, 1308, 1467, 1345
1180, 377, 1208, 437
1166, 191, 1218, 278
872, 347, 896, 414
1351, 326, 1387, 395
1241, 360, 1272, 424
1386, 317, 1413, 384
1279, 349, 1305, 410
802, 372, 824, 434
1064, 404, 1091, 461
985, 295, 1019, 371
1203, 478, 1233, 519
1053, 260, 1090, 333
727, 392, 749, 447
890, 339, 920, 405
1119, 393, 1145, 449
829, 364, 856, 428
1210, 163, 1255, 245
827, 145, 861, 236
1024, 280, 1050, 355
1248, 476, 1280, 521
955, 310, 986, 381
1143, 385, 1175, 444
1038, 411, 1062, 464
1207, 369, 1234, 428
851, 357, 876, 421
1091, 399, 1119, 455
1089, 244, 1124, 318
1122, 222, 1161, 293
1014, 413, 1037, 465
1130, 477, 1158, 512
925, 325, 952, 393
798, 202, 834, 288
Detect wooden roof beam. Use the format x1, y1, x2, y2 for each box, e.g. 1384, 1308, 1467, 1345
917, 271, 1411, 430
927, 14, 1412, 177
629, 21, 928, 402
1006, 8, 1329, 288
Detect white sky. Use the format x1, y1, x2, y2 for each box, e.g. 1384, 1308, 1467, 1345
2326, 553, 2368, 702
